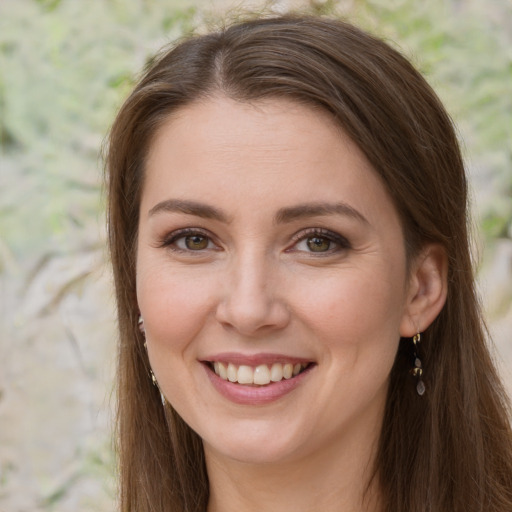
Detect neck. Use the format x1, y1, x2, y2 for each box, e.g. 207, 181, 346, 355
205, 410, 383, 512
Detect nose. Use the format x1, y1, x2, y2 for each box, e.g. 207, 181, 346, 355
215, 253, 290, 337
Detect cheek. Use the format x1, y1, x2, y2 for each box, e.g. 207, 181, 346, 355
302, 266, 405, 322
136, 263, 218, 350
293, 265, 406, 360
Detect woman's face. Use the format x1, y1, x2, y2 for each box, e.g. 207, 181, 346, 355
137, 96, 414, 465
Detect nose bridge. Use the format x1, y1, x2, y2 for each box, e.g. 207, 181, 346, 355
234, 248, 271, 306
216, 244, 289, 335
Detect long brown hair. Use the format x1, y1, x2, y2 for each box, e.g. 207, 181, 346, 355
106, 14, 512, 512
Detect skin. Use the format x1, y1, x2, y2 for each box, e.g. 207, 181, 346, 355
136, 96, 447, 512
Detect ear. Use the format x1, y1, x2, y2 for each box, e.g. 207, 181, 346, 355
400, 244, 448, 337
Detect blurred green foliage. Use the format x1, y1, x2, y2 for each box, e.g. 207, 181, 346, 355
0, 0, 196, 261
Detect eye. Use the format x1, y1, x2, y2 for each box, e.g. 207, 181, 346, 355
178, 234, 210, 251
290, 229, 350, 255
304, 236, 332, 252
160, 228, 217, 252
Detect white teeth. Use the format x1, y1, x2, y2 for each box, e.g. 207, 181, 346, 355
270, 363, 283, 382
218, 362, 227, 380
253, 364, 271, 385
227, 363, 237, 382
237, 365, 253, 384
212, 361, 308, 385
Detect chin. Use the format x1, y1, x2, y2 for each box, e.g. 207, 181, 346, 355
206, 440, 300, 466
199, 418, 310, 466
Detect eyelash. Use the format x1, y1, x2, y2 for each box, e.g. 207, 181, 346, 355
158, 228, 218, 253
289, 228, 351, 255
158, 227, 351, 255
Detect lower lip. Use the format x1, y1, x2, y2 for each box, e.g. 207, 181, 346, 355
203, 364, 314, 405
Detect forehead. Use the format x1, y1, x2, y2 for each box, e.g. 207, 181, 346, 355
147, 96, 346, 166
141, 96, 398, 228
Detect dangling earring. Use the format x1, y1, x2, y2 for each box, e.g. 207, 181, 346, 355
138, 315, 167, 406
410, 333, 425, 396
138, 315, 147, 350
151, 373, 167, 406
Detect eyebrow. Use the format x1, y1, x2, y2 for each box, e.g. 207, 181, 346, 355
274, 202, 369, 225
148, 199, 231, 223
148, 198, 368, 225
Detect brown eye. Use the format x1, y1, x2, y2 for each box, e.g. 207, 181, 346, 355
291, 229, 349, 255
306, 236, 331, 252
161, 228, 217, 252
185, 235, 209, 250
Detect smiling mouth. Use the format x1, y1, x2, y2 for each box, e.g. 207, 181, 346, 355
206, 361, 313, 386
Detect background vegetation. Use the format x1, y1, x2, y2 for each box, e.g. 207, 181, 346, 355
0, 0, 510, 510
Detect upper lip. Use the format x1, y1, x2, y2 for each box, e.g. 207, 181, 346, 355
201, 352, 315, 366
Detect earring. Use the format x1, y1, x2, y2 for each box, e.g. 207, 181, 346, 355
139, 315, 167, 406
150, 369, 167, 406
138, 315, 148, 351
410, 333, 425, 396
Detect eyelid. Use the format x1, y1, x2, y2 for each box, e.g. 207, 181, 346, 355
157, 227, 219, 251
288, 227, 351, 253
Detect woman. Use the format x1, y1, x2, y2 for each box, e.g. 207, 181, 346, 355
106, 15, 512, 512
